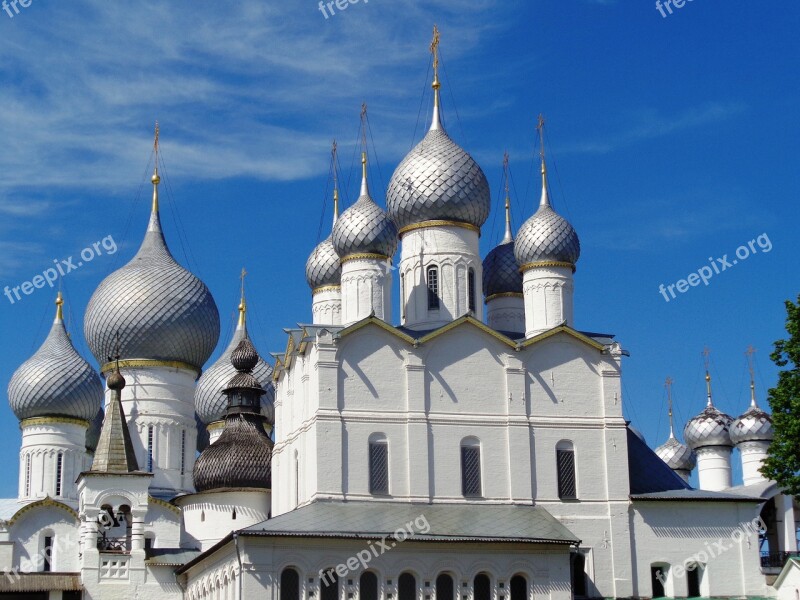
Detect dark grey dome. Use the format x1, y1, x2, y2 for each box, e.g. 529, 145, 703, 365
306, 236, 341, 290
195, 318, 274, 425
387, 123, 490, 230
86, 407, 104, 451
8, 305, 103, 422
84, 207, 220, 371
684, 404, 734, 449
332, 169, 398, 259
483, 241, 522, 298
731, 405, 774, 444
514, 205, 581, 267
655, 435, 697, 472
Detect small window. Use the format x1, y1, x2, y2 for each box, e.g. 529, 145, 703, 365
360, 572, 379, 600
25, 454, 31, 497
461, 442, 482, 497
557, 442, 577, 500
399, 573, 417, 600
687, 563, 701, 597
147, 425, 154, 472
43, 536, 53, 572
510, 576, 527, 600
651, 565, 667, 599
281, 568, 300, 600
144, 536, 153, 551
427, 267, 440, 310
55, 453, 63, 497
321, 568, 339, 600
369, 441, 389, 495
435, 574, 454, 600
468, 268, 476, 312
474, 575, 490, 600
180, 430, 186, 476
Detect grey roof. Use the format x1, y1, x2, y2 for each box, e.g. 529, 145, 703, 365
8, 314, 103, 422
514, 205, 581, 267
631, 489, 764, 502
145, 547, 201, 566
655, 435, 697, 472
627, 427, 692, 495
482, 240, 523, 298
85, 407, 104, 452
386, 126, 491, 230
195, 320, 274, 425
332, 178, 398, 259
731, 404, 774, 444
306, 235, 341, 289
0, 573, 82, 592
84, 207, 220, 371
684, 403, 734, 449
243, 500, 579, 545
90, 382, 140, 473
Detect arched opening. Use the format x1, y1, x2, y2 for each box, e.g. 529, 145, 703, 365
427, 267, 440, 310
650, 564, 668, 599
321, 568, 339, 600
281, 567, 300, 600
360, 571, 379, 600
369, 434, 389, 495
435, 574, 454, 600
570, 553, 586, 597
556, 441, 577, 500
510, 575, 527, 600
686, 563, 701, 598
461, 437, 482, 497
399, 572, 417, 600
468, 268, 476, 313
473, 574, 491, 600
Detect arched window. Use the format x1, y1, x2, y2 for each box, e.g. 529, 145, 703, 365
468, 268, 476, 313
461, 438, 482, 497
24, 453, 31, 497
473, 574, 491, 600
435, 574, 454, 600
427, 267, 440, 310
369, 435, 389, 495
650, 564, 668, 599
321, 568, 339, 600
42, 534, 53, 572
686, 563, 702, 598
55, 452, 63, 497
399, 572, 416, 600
360, 571, 379, 600
510, 575, 527, 600
571, 553, 586, 597
147, 425, 155, 472
281, 567, 300, 600
556, 441, 577, 500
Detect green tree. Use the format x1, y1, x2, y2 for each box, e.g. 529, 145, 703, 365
762, 294, 800, 496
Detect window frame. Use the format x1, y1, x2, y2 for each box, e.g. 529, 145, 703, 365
427, 266, 440, 310
460, 440, 482, 498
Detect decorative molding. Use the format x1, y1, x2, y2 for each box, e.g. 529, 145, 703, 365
519, 260, 575, 273
340, 253, 390, 264
101, 359, 200, 377
398, 220, 480, 237
6, 496, 79, 526
20, 416, 89, 429
311, 284, 341, 295
484, 292, 524, 304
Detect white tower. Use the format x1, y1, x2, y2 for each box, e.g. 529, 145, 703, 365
684, 360, 734, 491
386, 27, 491, 331
332, 152, 397, 326
731, 347, 774, 485
7, 293, 103, 505
514, 117, 580, 338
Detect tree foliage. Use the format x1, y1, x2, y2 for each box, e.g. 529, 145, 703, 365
762, 294, 800, 496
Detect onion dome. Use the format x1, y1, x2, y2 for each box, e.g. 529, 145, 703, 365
193, 338, 273, 492
684, 372, 733, 449
731, 370, 774, 444
483, 176, 523, 298
332, 153, 398, 259
656, 380, 697, 472
8, 293, 103, 422
86, 407, 104, 452
514, 146, 580, 269
84, 153, 220, 374
195, 293, 274, 426
386, 38, 490, 231
306, 185, 342, 290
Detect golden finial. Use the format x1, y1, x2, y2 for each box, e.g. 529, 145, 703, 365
151, 121, 161, 213
55, 291, 64, 322
238, 268, 247, 328
746, 345, 758, 407
430, 25, 441, 94
665, 377, 675, 438
361, 151, 368, 180
702, 347, 713, 406
502, 152, 513, 243
332, 140, 339, 223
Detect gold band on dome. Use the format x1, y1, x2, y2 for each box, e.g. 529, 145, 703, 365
21, 416, 90, 428
312, 284, 341, 295
398, 220, 480, 237
340, 253, 390, 265
100, 359, 200, 377
484, 292, 524, 304
206, 420, 225, 432
519, 260, 576, 274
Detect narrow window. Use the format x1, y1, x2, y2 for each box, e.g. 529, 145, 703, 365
427, 266, 440, 310
435, 574, 454, 600
147, 425, 154, 472
180, 430, 186, 476
468, 268, 476, 312
461, 442, 482, 497
55, 452, 63, 496
687, 564, 701, 597
369, 441, 389, 495
651, 565, 667, 599
43, 536, 53, 572
281, 568, 300, 600
321, 568, 339, 600
510, 576, 527, 600
399, 573, 416, 600
557, 442, 577, 500
571, 553, 587, 597
360, 571, 379, 600
25, 454, 31, 497
144, 536, 153, 552
232, 508, 237, 520
474, 575, 490, 600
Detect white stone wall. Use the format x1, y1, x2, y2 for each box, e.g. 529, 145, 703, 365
739, 440, 770, 486
312, 287, 342, 325
695, 446, 733, 491
180, 490, 271, 551
521, 266, 574, 337
6, 503, 80, 573
340, 258, 392, 326
485, 295, 525, 335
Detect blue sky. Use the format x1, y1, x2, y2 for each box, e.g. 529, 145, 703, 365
0, 1, 798, 496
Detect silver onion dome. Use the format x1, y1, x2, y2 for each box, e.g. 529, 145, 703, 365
86, 407, 104, 452
306, 236, 341, 290
731, 406, 773, 444
684, 373, 734, 449
656, 436, 697, 472
483, 201, 522, 298
332, 155, 398, 259
84, 174, 220, 372
386, 109, 490, 231
195, 302, 274, 426
8, 295, 103, 422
